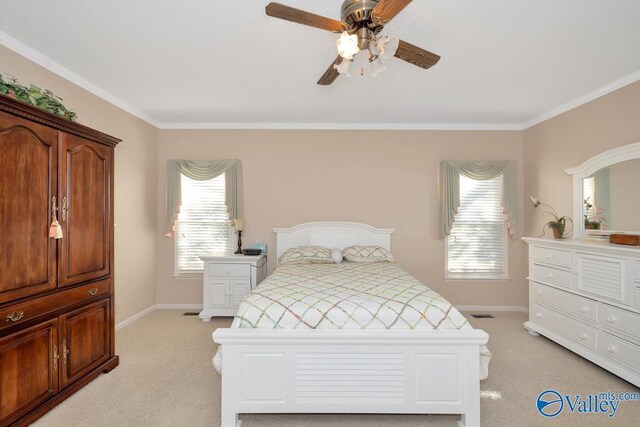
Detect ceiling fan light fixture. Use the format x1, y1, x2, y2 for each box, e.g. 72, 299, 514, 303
334, 58, 353, 77
370, 58, 387, 77
336, 31, 360, 60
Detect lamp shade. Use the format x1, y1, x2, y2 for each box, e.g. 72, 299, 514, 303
336, 31, 359, 60
233, 219, 245, 231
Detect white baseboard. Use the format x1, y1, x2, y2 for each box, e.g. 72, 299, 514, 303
458, 305, 529, 313
115, 305, 156, 330
156, 304, 203, 310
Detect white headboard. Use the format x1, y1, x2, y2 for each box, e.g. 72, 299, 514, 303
273, 222, 395, 258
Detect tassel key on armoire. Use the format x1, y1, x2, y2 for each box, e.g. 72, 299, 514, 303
49, 196, 63, 239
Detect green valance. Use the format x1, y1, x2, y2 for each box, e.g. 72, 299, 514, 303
440, 160, 518, 238
165, 159, 242, 237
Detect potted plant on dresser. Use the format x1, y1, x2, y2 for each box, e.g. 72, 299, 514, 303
530, 196, 573, 239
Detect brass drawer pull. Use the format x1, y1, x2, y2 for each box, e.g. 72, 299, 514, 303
88, 287, 98, 296
5, 311, 24, 322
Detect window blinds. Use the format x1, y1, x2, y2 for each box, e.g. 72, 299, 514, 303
177, 173, 231, 273
447, 175, 506, 276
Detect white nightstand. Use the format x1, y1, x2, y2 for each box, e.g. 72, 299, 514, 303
198, 253, 266, 321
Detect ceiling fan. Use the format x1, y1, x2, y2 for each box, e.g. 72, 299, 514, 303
265, 0, 441, 85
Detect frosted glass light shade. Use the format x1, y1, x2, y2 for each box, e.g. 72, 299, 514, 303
334, 58, 353, 77
336, 31, 359, 60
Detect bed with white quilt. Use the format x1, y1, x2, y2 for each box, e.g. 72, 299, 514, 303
212, 222, 490, 427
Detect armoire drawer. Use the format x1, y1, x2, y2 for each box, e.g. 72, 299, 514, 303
531, 264, 572, 289
532, 246, 572, 268
599, 304, 640, 344
207, 263, 250, 277
600, 333, 640, 373
531, 303, 597, 351
531, 283, 596, 322
0, 279, 110, 332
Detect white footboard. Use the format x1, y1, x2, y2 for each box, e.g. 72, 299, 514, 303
213, 329, 488, 427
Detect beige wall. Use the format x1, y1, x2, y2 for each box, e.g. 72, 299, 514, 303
523, 81, 640, 238
1, 45, 159, 322
157, 130, 527, 308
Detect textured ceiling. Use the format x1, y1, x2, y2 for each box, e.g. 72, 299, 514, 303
1, 0, 639, 127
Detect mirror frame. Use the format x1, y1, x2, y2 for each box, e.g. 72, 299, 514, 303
565, 141, 640, 238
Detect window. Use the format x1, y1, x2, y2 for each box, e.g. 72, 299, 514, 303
446, 174, 507, 279
175, 173, 231, 274
583, 175, 595, 218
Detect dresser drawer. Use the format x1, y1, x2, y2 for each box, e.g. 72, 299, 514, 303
532, 246, 572, 268
0, 279, 110, 331
531, 264, 572, 289
600, 304, 640, 344
600, 333, 640, 373
207, 263, 250, 277
635, 288, 640, 309
531, 303, 597, 350
532, 283, 596, 322
635, 263, 640, 283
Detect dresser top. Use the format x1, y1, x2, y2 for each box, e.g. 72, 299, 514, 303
523, 237, 640, 256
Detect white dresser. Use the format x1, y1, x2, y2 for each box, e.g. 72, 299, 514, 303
199, 254, 267, 321
523, 237, 640, 387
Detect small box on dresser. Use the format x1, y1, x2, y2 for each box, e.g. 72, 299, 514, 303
199, 254, 266, 321
523, 237, 640, 387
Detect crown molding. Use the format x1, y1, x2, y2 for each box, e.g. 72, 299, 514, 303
158, 122, 524, 131
0, 30, 160, 128
521, 69, 640, 130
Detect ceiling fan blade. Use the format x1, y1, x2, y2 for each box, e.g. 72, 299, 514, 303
317, 56, 344, 86
394, 39, 440, 69
371, 0, 413, 25
266, 3, 345, 32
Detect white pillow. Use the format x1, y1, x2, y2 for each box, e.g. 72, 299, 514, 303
331, 247, 343, 263
343, 245, 394, 263
278, 245, 334, 265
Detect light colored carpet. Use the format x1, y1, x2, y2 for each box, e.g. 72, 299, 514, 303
35, 310, 640, 427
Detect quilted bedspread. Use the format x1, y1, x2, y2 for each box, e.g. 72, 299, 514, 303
213, 262, 491, 379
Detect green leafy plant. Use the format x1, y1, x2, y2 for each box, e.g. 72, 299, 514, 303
530, 196, 574, 239
0, 73, 77, 121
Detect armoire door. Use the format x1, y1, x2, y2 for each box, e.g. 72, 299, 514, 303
0, 112, 58, 304
58, 133, 111, 287
0, 319, 59, 426
59, 299, 110, 388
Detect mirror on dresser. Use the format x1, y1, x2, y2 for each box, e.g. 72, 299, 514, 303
565, 142, 640, 238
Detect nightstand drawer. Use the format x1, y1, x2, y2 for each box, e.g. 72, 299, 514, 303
532, 283, 596, 322
532, 246, 572, 268
207, 263, 250, 277
532, 303, 597, 351
600, 304, 640, 343
531, 264, 572, 288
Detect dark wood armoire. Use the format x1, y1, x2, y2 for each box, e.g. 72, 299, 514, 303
0, 94, 120, 426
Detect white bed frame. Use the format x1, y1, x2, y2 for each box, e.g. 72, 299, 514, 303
213, 222, 488, 427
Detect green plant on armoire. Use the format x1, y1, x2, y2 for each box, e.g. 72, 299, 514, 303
0, 73, 77, 121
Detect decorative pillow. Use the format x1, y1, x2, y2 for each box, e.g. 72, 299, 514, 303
331, 247, 343, 264
278, 245, 334, 265
343, 245, 395, 263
